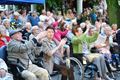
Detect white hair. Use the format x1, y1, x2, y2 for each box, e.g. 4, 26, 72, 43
80, 22, 86, 28
24, 22, 32, 28
2, 19, 10, 25
31, 26, 39, 33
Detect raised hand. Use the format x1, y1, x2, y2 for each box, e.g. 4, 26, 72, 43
59, 38, 67, 47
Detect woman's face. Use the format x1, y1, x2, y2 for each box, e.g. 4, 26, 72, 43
89, 28, 94, 36
0, 30, 7, 37
47, 29, 54, 40
4, 21, 10, 28
78, 27, 83, 35
75, 27, 83, 36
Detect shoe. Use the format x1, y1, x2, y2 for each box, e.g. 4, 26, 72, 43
116, 67, 120, 71
109, 64, 116, 71
118, 64, 120, 67
104, 75, 114, 80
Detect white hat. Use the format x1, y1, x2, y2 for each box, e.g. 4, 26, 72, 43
14, 12, 20, 16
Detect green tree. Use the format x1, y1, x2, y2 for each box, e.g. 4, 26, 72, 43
46, 0, 62, 11
36, 0, 62, 14
106, 0, 120, 27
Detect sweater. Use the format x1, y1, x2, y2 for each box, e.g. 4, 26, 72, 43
71, 32, 98, 54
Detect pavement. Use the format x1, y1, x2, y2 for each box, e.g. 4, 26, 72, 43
113, 71, 120, 80
51, 71, 120, 80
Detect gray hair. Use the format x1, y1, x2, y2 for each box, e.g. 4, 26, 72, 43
24, 22, 32, 28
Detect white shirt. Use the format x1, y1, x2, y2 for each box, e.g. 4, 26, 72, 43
39, 15, 47, 22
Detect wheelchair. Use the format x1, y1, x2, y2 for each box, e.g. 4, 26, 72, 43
0, 45, 25, 80
71, 53, 98, 79
7, 59, 25, 80
110, 44, 120, 68
33, 51, 83, 80
66, 57, 83, 80
84, 61, 98, 79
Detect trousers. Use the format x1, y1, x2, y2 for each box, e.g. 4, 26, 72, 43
21, 64, 49, 80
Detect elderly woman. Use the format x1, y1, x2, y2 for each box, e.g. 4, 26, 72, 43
71, 25, 113, 80
0, 26, 11, 48
2, 19, 11, 30
94, 25, 117, 71
0, 58, 13, 80
2, 19, 12, 36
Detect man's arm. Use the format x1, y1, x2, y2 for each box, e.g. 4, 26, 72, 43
7, 38, 40, 53
7, 31, 47, 53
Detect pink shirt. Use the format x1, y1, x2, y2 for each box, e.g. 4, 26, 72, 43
54, 29, 68, 41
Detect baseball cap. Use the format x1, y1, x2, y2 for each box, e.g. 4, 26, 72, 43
9, 29, 22, 37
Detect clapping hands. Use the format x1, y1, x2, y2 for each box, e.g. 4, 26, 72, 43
35, 31, 47, 40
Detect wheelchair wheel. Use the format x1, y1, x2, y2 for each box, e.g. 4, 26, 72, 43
69, 57, 83, 80
84, 63, 98, 79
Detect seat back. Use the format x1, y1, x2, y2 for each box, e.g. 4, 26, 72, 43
0, 46, 7, 61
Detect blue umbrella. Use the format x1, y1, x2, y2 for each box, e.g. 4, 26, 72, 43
0, 0, 45, 4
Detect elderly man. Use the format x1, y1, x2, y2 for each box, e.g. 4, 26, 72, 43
7, 29, 49, 80
29, 26, 40, 40
41, 26, 74, 80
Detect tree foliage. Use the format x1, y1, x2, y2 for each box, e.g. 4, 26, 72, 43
106, 0, 120, 27
46, 0, 62, 11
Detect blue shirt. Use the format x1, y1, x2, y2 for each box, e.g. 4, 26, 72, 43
28, 15, 40, 26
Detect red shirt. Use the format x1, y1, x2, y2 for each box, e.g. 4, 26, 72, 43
0, 36, 11, 47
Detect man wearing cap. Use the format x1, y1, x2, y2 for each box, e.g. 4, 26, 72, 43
7, 29, 49, 80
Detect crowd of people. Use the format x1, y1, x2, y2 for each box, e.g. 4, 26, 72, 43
0, 0, 120, 80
